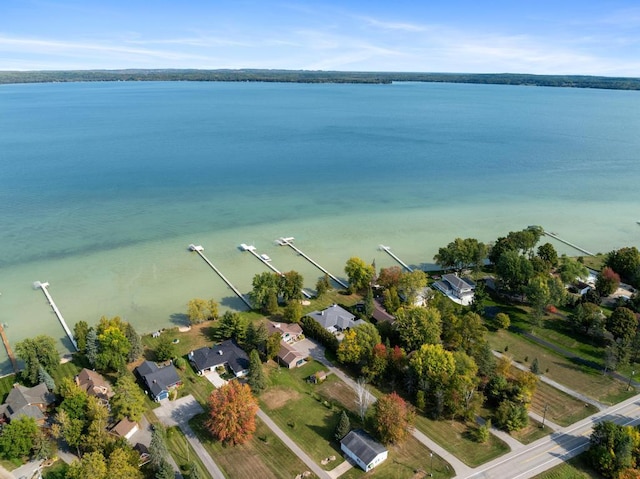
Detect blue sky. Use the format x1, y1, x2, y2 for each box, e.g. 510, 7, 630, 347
1, 0, 639, 75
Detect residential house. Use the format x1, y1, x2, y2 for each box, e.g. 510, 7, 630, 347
277, 341, 306, 369
75, 368, 114, 405
189, 339, 250, 378
340, 429, 388, 472
135, 361, 181, 401
0, 383, 55, 424
266, 321, 303, 343
371, 298, 395, 325
110, 417, 139, 441
306, 304, 365, 333
433, 274, 475, 302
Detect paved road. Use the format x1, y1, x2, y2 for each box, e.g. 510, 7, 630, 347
154, 395, 226, 479
461, 394, 640, 479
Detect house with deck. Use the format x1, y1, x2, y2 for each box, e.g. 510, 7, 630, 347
267, 321, 303, 343
340, 429, 388, 472
135, 361, 181, 401
433, 273, 476, 304
0, 383, 55, 424
75, 368, 114, 405
189, 339, 250, 378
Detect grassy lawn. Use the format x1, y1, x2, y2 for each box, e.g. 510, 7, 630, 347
340, 434, 454, 479
412, 414, 509, 468
190, 414, 312, 479
260, 360, 345, 469
531, 380, 598, 427
487, 329, 632, 405
509, 417, 548, 445
165, 426, 213, 479
533, 453, 604, 479
0, 374, 16, 402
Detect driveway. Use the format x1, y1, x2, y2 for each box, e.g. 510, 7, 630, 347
203, 370, 228, 388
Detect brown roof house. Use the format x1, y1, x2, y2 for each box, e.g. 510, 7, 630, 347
0, 383, 55, 424
110, 417, 139, 441
266, 321, 303, 343
75, 368, 114, 405
277, 341, 306, 369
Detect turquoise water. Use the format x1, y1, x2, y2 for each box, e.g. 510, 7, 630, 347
1, 81, 639, 373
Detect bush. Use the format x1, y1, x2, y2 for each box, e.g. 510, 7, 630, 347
300, 317, 339, 352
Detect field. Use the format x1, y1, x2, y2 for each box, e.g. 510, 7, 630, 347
530, 380, 598, 427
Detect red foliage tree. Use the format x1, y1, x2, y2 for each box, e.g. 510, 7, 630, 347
206, 381, 258, 445
372, 392, 415, 444
596, 267, 621, 297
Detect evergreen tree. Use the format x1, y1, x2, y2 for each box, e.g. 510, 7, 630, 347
247, 349, 266, 393
155, 459, 174, 479
85, 328, 98, 367
364, 287, 374, 318
530, 358, 540, 374
149, 425, 169, 470
124, 322, 143, 363
38, 365, 56, 391
316, 273, 331, 297
335, 411, 351, 440
73, 320, 90, 353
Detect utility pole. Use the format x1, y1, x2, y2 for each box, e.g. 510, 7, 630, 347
541, 403, 549, 429
430, 451, 434, 477
628, 370, 636, 391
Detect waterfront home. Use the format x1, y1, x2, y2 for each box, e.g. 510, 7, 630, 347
0, 383, 55, 424
433, 273, 475, 302
306, 304, 365, 333
135, 361, 181, 401
75, 368, 114, 405
277, 341, 306, 369
189, 339, 250, 378
340, 429, 388, 472
267, 320, 303, 343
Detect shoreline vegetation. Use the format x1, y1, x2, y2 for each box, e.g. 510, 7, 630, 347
1, 69, 640, 90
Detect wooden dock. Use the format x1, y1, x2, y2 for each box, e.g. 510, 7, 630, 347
189, 244, 252, 309
277, 237, 349, 289
542, 231, 595, 257
33, 281, 79, 351
378, 245, 413, 272
241, 243, 312, 299
0, 324, 19, 374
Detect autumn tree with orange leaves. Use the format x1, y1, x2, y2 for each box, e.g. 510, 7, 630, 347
206, 381, 258, 445
372, 392, 415, 444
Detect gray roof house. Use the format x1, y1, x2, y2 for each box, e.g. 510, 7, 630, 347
433, 274, 476, 305
0, 383, 55, 424
306, 304, 365, 333
189, 339, 250, 377
135, 361, 181, 401
340, 429, 388, 472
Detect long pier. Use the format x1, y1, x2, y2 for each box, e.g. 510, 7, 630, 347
34, 281, 78, 351
189, 244, 252, 309
542, 231, 595, 257
276, 237, 349, 289
240, 243, 312, 299
378, 245, 413, 272
0, 324, 18, 374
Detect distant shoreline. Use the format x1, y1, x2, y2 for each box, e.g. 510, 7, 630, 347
1, 69, 640, 91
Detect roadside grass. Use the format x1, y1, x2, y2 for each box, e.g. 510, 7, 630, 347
261, 361, 345, 468
509, 417, 548, 445
340, 434, 454, 479
487, 329, 632, 405
532, 453, 604, 479
531, 380, 598, 427
165, 426, 213, 479
190, 414, 311, 479
412, 414, 509, 468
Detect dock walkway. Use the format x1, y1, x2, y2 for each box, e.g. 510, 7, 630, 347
378, 245, 413, 272
34, 281, 78, 351
189, 244, 252, 309
0, 324, 18, 374
542, 231, 595, 256
277, 237, 349, 289
241, 243, 312, 299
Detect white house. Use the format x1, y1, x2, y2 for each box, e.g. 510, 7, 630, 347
340, 429, 388, 472
433, 274, 476, 305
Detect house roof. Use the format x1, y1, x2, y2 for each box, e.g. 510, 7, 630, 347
135, 361, 180, 399
307, 304, 356, 330
189, 340, 249, 375
267, 321, 303, 338
341, 429, 387, 465
372, 299, 395, 324
442, 274, 474, 291
76, 368, 113, 400
277, 341, 305, 366
0, 383, 54, 421
111, 418, 138, 438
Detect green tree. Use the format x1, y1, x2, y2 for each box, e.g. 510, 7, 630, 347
187, 298, 209, 324
250, 272, 280, 313
344, 257, 375, 294
217, 311, 247, 342
124, 322, 143, 363
494, 400, 529, 432
495, 250, 534, 295
283, 301, 303, 324
537, 243, 559, 268
107, 447, 144, 479
73, 320, 90, 353
335, 411, 351, 440
398, 270, 428, 305
337, 322, 381, 365
51, 409, 84, 456
362, 343, 388, 383
588, 421, 635, 478
606, 307, 638, 344
570, 302, 605, 337
149, 425, 169, 471
208, 299, 220, 320
86, 328, 98, 366
315, 273, 332, 297
245, 321, 269, 352
96, 326, 131, 372
38, 364, 56, 391
434, 237, 488, 273
32, 429, 52, 460
394, 306, 442, 351
557, 256, 589, 284
372, 392, 415, 444
410, 343, 456, 391
266, 332, 281, 361
495, 312, 511, 330
155, 335, 176, 362
111, 374, 146, 422
67, 451, 107, 479
247, 349, 266, 393
364, 286, 374, 318
279, 270, 304, 304
0, 416, 38, 460
382, 286, 401, 314
605, 246, 640, 287
82, 396, 111, 454
15, 335, 59, 385
58, 377, 89, 420
156, 459, 175, 479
